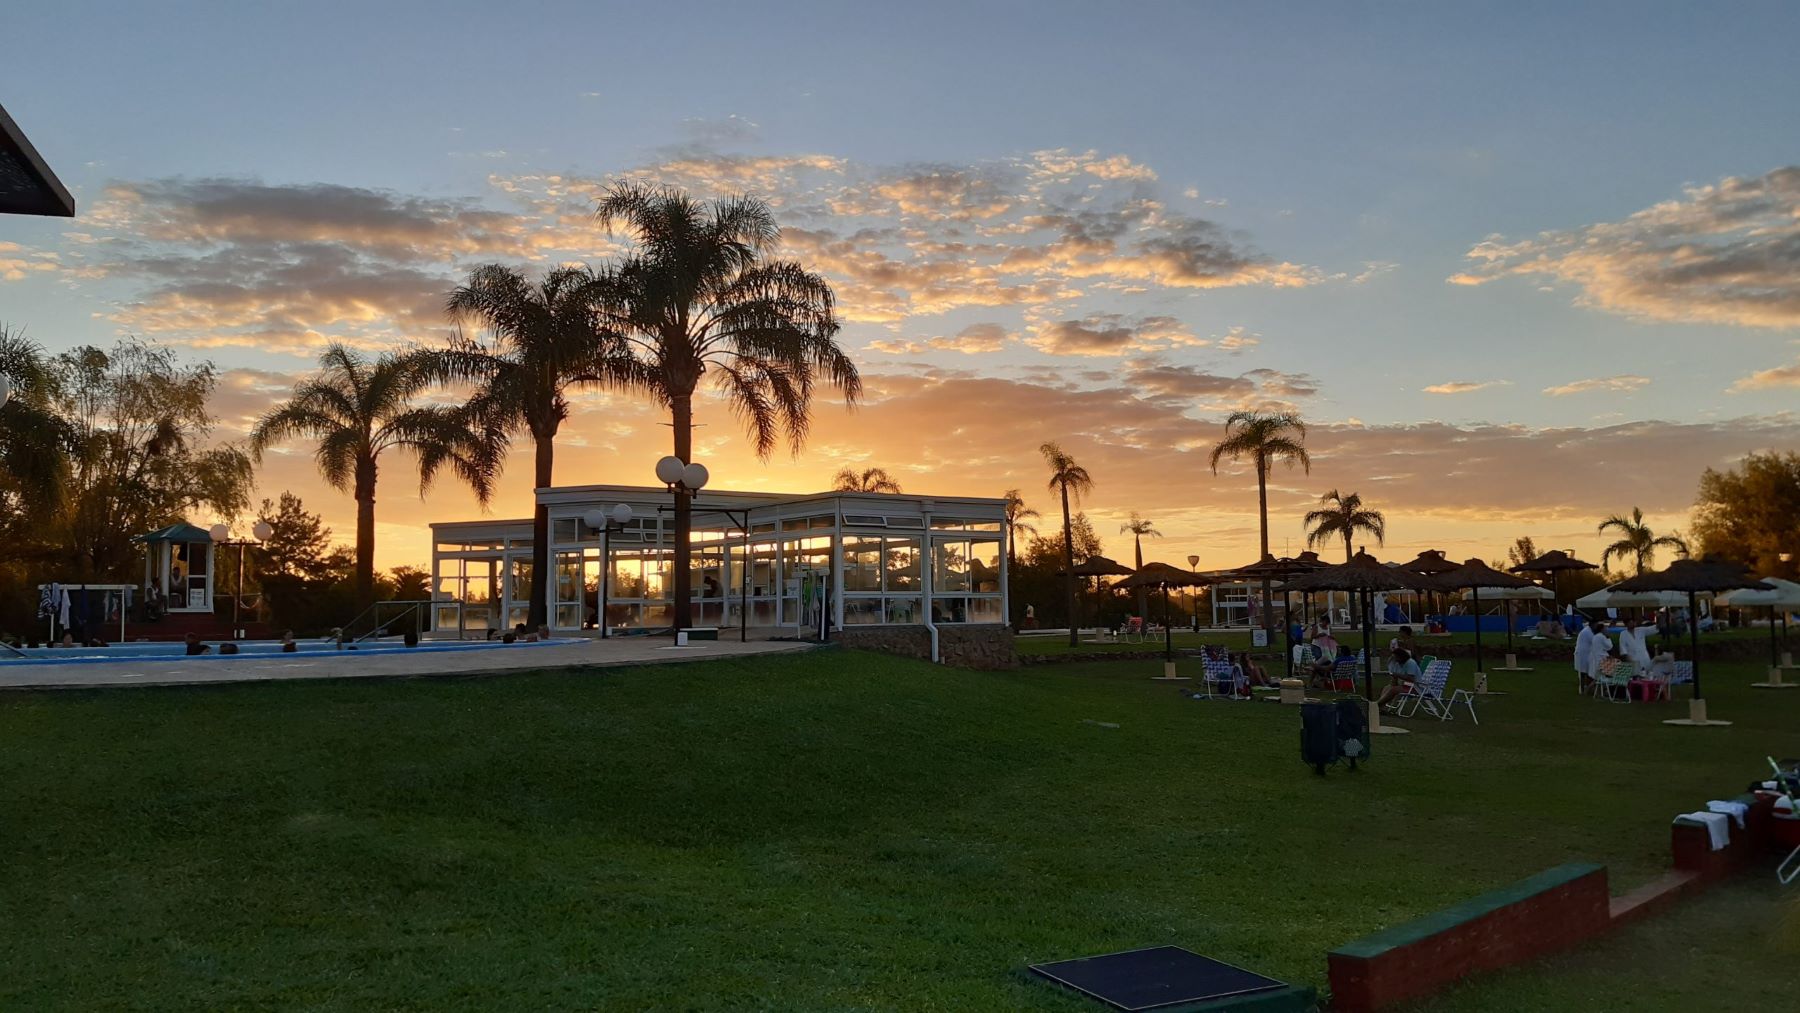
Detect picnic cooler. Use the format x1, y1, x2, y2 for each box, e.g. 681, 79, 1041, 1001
1302, 701, 1370, 774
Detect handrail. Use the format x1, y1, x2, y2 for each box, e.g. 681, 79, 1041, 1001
1, 641, 26, 658
337, 599, 433, 645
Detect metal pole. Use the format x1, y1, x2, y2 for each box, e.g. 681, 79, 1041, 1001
1283, 588, 1294, 679
1771, 605, 1780, 670
1163, 584, 1172, 663
236, 542, 245, 638
1689, 590, 1702, 699
599, 528, 610, 639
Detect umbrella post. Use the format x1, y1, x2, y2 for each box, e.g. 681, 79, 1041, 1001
1753, 604, 1796, 688
1283, 589, 1294, 680
1149, 579, 1189, 681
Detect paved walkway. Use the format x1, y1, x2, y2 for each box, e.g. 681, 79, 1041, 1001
0, 637, 815, 690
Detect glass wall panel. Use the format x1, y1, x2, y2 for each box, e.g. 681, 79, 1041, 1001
934, 539, 970, 592
844, 536, 882, 592
885, 538, 920, 590
884, 596, 921, 624
844, 597, 883, 624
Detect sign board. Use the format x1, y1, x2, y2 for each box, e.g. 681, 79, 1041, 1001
1251, 628, 1269, 648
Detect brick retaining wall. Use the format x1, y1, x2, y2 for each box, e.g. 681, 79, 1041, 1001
833, 625, 1017, 670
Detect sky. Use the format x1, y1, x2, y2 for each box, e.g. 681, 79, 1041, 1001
4, 1, 1799, 571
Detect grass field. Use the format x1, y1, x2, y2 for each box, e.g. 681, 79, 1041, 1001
2, 649, 1796, 1010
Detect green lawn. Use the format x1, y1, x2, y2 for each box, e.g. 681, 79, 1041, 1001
2, 650, 1796, 1010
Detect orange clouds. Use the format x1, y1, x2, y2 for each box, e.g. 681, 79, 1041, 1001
1541, 375, 1649, 396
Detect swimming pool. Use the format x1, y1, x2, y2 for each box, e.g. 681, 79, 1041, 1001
1, 638, 584, 664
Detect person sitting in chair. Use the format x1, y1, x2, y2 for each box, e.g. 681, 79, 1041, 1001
1378, 647, 1422, 712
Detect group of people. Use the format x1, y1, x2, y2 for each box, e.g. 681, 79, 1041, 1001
1194, 645, 1276, 697
1573, 617, 1674, 692
1290, 619, 1358, 689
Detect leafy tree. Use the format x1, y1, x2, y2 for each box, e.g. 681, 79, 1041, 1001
0, 325, 71, 554
832, 467, 902, 493
431, 264, 628, 627
1040, 441, 1095, 646
1598, 507, 1688, 576
49, 339, 253, 581
1025, 512, 1103, 569
252, 493, 337, 582
1213, 411, 1309, 636
1692, 452, 1800, 579
591, 181, 858, 630
251, 344, 500, 607
1505, 536, 1540, 571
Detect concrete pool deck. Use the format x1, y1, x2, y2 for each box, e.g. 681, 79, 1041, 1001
0, 637, 817, 690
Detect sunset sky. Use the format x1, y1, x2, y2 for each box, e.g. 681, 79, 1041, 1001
5, 2, 1799, 571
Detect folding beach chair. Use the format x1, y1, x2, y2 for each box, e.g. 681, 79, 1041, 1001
1200, 658, 1241, 699
1590, 660, 1636, 703
1398, 660, 1477, 722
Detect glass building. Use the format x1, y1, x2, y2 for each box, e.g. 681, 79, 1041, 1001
429, 485, 1008, 638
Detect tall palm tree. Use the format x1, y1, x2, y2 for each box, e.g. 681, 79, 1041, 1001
591, 181, 858, 630
425, 264, 626, 626
0, 325, 71, 528
1120, 512, 1162, 617
251, 343, 500, 608
1211, 411, 1309, 635
1001, 488, 1039, 571
1304, 489, 1387, 628
1041, 441, 1094, 647
1598, 507, 1690, 576
832, 467, 902, 493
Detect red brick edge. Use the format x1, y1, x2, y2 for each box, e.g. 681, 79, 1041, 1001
1328, 792, 1777, 1012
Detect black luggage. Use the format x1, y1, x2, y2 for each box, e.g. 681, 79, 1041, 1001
1334, 698, 1370, 770
1301, 702, 1338, 774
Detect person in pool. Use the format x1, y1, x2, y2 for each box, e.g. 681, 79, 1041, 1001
184, 632, 211, 656
281, 630, 298, 653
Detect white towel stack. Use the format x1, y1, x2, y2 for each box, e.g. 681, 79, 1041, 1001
1676, 811, 1730, 850
1706, 799, 1749, 829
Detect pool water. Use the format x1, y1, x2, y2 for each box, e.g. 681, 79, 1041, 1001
2, 638, 582, 664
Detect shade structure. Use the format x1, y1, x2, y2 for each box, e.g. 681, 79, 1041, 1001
1460, 586, 1555, 601
1427, 559, 1536, 674
1231, 554, 1319, 679
1401, 549, 1460, 574
1576, 585, 1697, 610
1510, 549, 1599, 611
1285, 551, 1438, 698
1719, 577, 1800, 675
1117, 563, 1218, 667
1613, 558, 1772, 701
1060, 555, 1136, 578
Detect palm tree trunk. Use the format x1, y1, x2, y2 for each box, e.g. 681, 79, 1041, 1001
1256, 459, 1273, 640
1061, 483, 1076, 647
672, 392, 694, 632
1134, 533, 1147, 620
354, 459, 377, 610
529, 432, 554, 629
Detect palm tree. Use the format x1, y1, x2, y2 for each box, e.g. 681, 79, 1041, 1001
1304, 489, 1387, 626
1211, 411, 1309, 635
423, 264, 627, 626
1041, 441, 1094, 647
832, 467, 902, 493
591, 181, 858, 630
0, 325, 71, 527
1598, 507, 1690, 576
251, 343, 500, 608
1001, 488, 1039, 570
1120, 512, 1162, 617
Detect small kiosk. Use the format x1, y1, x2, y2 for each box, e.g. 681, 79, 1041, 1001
134, 522, 216, 615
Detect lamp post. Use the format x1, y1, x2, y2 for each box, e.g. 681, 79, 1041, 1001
583, 503, 634, 639
209, 520, 270, 639
1187, 554, 1201, 631
657, 455, 709, 635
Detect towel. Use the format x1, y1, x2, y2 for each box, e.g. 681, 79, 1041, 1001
1678, 811, 1730, 850
1706, 800, 1749, 829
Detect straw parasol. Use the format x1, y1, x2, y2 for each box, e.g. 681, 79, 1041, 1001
1232, 554, 1322, 678
1613, 556, 1771, 725
1426, 559, 1536, 683
1116, 562, 1216, 677
1060, 555, 1135, 578
1510, 549, 1598, 610
1401, 549, 1460, 625
1284, 550, 1436, 700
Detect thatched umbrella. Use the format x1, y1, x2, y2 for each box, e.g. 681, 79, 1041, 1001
1613, 557, 1771, 726
1401, 549, 1460, 625
1283, 550, 1435, 700
1116, 562, 1216, 678
1510, 549, 1598, 613
1717, 576, 1800, 688
1056, 556, 1135, 640
1427, 559, 1536, 686
1232, 554, 1319, 679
